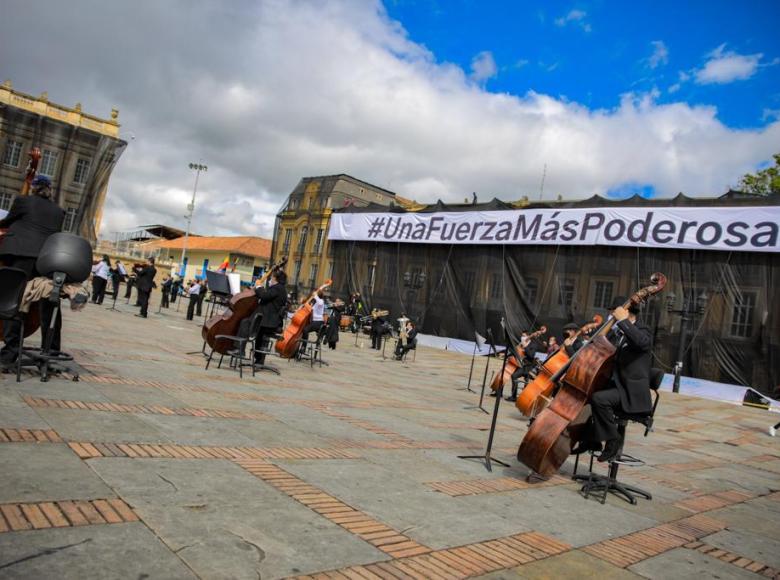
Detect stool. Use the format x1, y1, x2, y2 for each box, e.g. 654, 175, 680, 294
575, 368, 663, 505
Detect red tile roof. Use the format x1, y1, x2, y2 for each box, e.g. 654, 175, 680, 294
148, 236, 272, 259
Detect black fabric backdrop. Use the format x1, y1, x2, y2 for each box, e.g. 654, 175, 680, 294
329, 194, 779, 397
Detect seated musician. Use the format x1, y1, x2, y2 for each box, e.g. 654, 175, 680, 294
581, 297, 653, 462
394, 320, 417, 360
506, 332, 540, 402
370, 309, 387, 350
253, 270, 288, 366
562, 323, 584, 356
0, 175, 64, 364
298, 290, 326, 355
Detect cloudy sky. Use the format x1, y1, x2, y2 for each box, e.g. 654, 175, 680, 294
2, 0, 778, 239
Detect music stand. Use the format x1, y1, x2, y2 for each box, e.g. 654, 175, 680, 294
106, 283, 121, 312
458, 319, 511, 472
462, 331, 486, 392
464, 330, 495, 414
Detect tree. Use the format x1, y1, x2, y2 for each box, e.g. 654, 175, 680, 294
738, 154, 780, 195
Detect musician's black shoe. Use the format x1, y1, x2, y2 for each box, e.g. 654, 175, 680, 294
488, 391, 498, 397
598, 438, 621, 463
571, 440, 602, 455
505, 396, 517, 402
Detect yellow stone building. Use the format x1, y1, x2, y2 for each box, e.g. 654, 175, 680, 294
0, 81, 126, 241
271, 174, 413, 295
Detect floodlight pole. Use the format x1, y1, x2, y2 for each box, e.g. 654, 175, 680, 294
181, 162, 207, 277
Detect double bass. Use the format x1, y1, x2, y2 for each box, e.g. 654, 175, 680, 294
515, 315, 603, 417
517, 273, 667, 477
489, 326, 547, 393
274, 279, 332, 358
201, 256, 287, 354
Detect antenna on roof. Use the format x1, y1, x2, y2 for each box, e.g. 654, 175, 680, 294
539, 163, 547, 201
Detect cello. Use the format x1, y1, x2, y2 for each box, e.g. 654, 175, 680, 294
517, 273, 667, 477
489, 326, 547, 392
275, 279, 332, 358
515, 315, 603, 417
201, 256, 287, 354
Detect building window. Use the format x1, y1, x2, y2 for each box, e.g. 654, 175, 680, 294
62, 208, 77, 232
490, 272, 502, 300
0, 192, 14, 211
297, 226, 308, 253
293, 260, 302, 284
308, 264, 318, 288
39, 149, 59, 177
557, 278, 575, 308
730, 292, 756, 338
2, 140, 23, 167
282, 229, 292, 253
73, 158, 90, 185
524, 277, 539, 305
313, 228, 324, 253
593, 280, 614, 309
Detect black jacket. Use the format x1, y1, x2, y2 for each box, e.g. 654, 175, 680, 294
255, 282, 287, 330
0, 195, 65, 258
564, 336, 584, 357
135, 265, 157, 292
609, 319, 653, 414
406, 328, 418, 347
326, 306, 342, 344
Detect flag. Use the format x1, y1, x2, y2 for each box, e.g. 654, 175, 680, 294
217, 256, 230, 272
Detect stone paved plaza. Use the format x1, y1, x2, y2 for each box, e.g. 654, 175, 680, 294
1, 297, 779, 579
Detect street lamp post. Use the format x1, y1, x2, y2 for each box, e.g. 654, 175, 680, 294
666, 290, 708, 393
181, 162, 207, 277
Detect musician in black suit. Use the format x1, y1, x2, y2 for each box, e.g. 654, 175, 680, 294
394, 320, 418, 360
254, 270, 288, 366
0, 176, 65, 363
506, 332, 540, 402
134, 257, 157, 318
370, 310, 388, 350
590, 297, 653, 463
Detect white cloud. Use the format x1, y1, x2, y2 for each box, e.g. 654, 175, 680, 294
648, 40, 669, 69
469, 51, 497, 83
555, 9, 591, 32
695, 44, 763, 84
1, 0, 777, 240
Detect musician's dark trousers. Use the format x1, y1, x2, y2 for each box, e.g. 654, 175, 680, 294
0, 256, 61, 361
254, 327, 276, 365
91, 277, 107, 304
196, 292, 206, 316
186, 295, 197, 320
590, 385, 622, 442
509, 364, 533, 399
138, 289, 151, 317
124, 280, 133, 299
111, 279, 120, 299
394, 341, 413, 359
161, 290, 170, 308
299, 321, 324, 356
371, 331, 382, 350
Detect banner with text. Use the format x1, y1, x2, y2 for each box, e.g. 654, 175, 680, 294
329, 206, 780, 253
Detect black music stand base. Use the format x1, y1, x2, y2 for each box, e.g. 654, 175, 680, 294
458, 325, 511, 472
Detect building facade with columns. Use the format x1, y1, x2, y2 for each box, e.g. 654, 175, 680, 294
0, 81, 126, 242
271, 174, 414, 295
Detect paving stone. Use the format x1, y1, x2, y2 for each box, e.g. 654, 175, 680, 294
628, 547, 757, 579
0, 443, 115, 503
704, 529, 780, 570
0, 522, 197, 579
476, 550, 644, 579
32, 407, 172, 444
